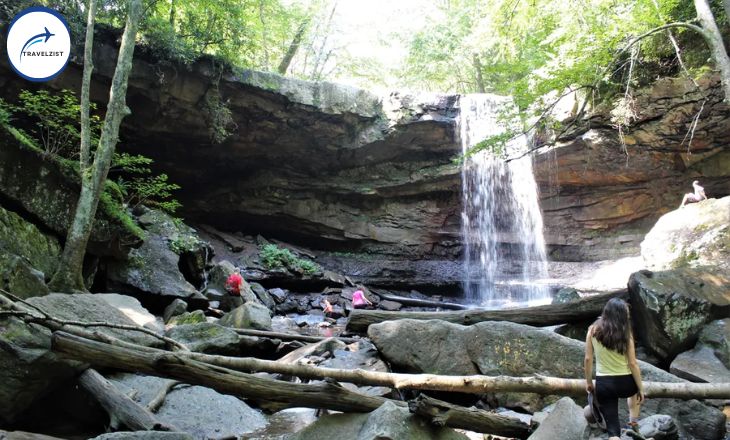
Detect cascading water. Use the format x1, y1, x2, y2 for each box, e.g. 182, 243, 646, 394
459, 94, 550, 308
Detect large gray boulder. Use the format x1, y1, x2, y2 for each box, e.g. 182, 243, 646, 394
0, 294, 161, 424
628, 268, 730, 362
203, 260, 257, 310
0, 204, 60, 276
0, 252, 49, 299
527, 397, 587, 440
220, 302, 272, 331
670, 346, 730, 383
368, 319, 726, 440
286, 401, 468, 440
108, 373, 267, 439
165, 323, 241, 355
641, 196, 730, 271
638, 415, 679, 440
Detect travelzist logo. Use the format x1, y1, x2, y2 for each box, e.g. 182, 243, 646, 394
5, 6, 71, 82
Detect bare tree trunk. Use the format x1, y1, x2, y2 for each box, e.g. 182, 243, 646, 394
278, 18, 310, 75
78, 368, 178, 431
79, 0, 97, 171
472, 53, 486, 93
49, 0, 143, 292
409, 394, 528, 437
169, 0, 176, 27
347, 290, 626, 333
694, 0, 730, 103
53, 331, 730, 400
373, 291, 469, 310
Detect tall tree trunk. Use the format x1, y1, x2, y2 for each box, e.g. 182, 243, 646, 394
79, 0, 97, 171
694, 0, 730, 103
169, 0, 176, 27
278, 18, 310, 75
49, 0, 143, 292
472, 53, 486, 93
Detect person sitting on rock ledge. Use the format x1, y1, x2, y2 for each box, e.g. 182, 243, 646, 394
679, 180, 707, 208
225, 268, 244, 296
352, 290, 373, 309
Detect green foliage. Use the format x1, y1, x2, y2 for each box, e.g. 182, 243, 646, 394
203, 88, 234, 144
0, 98, 11, 126
10, 89, 102, 158
399, 0, 713, 108
260, 244, 320, 275
169, 234, 203, 255
111, 153, 182, 214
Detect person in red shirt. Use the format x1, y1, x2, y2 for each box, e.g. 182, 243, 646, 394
225, 268, 244, 296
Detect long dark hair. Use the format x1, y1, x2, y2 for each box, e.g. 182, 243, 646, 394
593, 298, 631, 354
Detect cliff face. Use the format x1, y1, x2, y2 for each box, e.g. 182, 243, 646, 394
534, 74, 730, 261
1, 27, 729, 266
0, 29, 463, 259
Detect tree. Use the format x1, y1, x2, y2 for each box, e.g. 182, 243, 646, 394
49, 0, 144, 292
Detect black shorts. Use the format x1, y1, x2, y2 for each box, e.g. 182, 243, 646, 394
596, 374, 639, 436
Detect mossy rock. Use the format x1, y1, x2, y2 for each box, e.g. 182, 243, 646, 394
168, 310, 207, 326
0, 127, 142, 257
0, 204, 61, 275
0, 251, 49, 299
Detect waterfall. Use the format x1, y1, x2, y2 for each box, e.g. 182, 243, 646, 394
459, 94, 550, 307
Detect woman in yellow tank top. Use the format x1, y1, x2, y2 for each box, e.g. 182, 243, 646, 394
584, 298, 645, 439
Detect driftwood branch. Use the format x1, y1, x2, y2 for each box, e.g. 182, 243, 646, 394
409, 394, 530, 438
233, 328, 359, 344
0, 289, 188, 351
146, 380, 181, 413
53, 331, 730, 400
346, 290, 627, 333
372, 291, 469, 310
78, 369, 178, 431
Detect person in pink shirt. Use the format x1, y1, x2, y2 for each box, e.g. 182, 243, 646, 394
352, 290, 372, 309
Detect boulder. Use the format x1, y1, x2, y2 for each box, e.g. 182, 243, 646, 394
0, 294, 160, 424
96, 293, 164, 334
251, 282, 276, 310
641, 196, 730, 271
106, 233, 206, 304
204, 260, 257, 309
378, 299, 403, 311
628, 268, 730, 362
167, 310, 206, 326
220, 302, 272, 331
638, 414, 679, 440
552, 287, 580, 304
136, 209, 212, 285
166, 323, 241, 355
670, 346, 730, 383
527, 397, 587, 440
368, 319, 726, 440
269, 287, 288, 303
0, 129, 141, 257
163, 298, 188, 323
287, 401, 468, 440
108, 373, 267, 439
698, 318, 729, 369
0, 204, 61, 275
0, 252, 49, 299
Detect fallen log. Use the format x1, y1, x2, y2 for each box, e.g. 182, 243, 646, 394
409, 394, 529, 438
346, 290, 627, 333
373, 291, 469, 310
53, 331, 399, 413
50, 332, 533, 438
233, 328, 359, 344
78, 369, 178, 431
55, 331, 730, 400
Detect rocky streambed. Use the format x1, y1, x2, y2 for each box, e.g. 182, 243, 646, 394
0, 197, 729, 439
